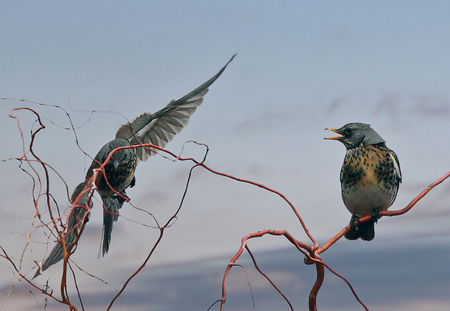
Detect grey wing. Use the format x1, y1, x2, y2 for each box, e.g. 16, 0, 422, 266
33, 182, 92, 278
115, 54, 236, 162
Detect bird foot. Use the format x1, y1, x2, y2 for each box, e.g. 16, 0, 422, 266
349, 213, 360, 231
115, 190, 130, 204
345, 213, 376, 241
344, 214, 362, 240
371, 208, 381, 223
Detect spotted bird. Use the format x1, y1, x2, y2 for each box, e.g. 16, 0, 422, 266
325, 122, 401, 241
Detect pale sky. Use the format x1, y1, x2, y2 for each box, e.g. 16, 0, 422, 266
1, 1, 450, 310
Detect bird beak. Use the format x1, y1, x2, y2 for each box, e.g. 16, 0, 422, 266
324, 128, 343, 140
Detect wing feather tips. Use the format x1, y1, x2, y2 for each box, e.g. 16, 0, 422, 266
115, 54, 235, 162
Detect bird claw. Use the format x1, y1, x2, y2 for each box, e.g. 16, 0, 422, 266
349, 213, 360, 231
344, 213, 362, 240
371, 208, 381, 223
115, 190, 130, 204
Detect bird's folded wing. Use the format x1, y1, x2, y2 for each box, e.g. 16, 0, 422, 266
33, 182, 92, 278
115, 54, 236, 162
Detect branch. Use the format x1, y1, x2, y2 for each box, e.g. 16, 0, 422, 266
318, 171, 450, 254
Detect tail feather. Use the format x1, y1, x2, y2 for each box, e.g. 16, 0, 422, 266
345, 220, 375, 241
101, 192, 127, 256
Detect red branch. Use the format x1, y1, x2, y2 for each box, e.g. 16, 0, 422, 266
4, 103, 449, 311
318, 170, 450, 254
55, 143, 450, 310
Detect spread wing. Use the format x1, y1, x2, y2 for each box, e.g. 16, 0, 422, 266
115, 54, 236, 162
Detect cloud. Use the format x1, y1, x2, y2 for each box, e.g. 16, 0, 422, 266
22, 238, 447, 311
326, 96, 346, 114
374, 92, 401, 117
410, 93, 450, 117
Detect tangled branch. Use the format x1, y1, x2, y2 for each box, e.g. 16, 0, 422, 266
2, 102, 449, 311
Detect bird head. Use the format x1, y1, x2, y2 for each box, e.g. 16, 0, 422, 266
324, 122, 385, 150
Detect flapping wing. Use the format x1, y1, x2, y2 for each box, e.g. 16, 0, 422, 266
115, 54, 236, 162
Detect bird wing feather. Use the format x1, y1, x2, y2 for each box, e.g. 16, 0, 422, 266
115, 54, 236, 162
33, 182, 92, 278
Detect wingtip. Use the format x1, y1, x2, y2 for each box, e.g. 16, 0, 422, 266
218, 53, 237, 75
228, 53, 237, 64
32, 265, 42, 279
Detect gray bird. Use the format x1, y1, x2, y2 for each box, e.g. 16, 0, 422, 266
33, 55, 235, 277
325, 123, 401, 241
86, 54, 236, 255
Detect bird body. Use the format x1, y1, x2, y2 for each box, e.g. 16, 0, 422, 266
85, 138, 137, 255
340, 143, 401, 216
87, 138, 137, 198
326, 122, 401, 241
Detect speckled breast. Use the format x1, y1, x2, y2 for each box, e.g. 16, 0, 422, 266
340, 144, 399, 216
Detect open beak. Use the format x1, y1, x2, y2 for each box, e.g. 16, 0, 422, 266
324, 128, 343, 140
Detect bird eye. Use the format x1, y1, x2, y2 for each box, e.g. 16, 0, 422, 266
344, 128, 353, 135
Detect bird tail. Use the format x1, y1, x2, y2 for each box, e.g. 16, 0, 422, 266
345, 220, 375, 241
100, 193, 127, 257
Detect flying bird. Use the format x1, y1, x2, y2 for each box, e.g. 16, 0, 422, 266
86, 54, 236, 255
33, 55, 235, 277
325, 122, 401, 241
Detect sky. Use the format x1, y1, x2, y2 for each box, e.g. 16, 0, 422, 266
1, 1, 450, 310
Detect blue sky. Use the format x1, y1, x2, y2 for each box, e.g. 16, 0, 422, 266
1, 1, 450, 310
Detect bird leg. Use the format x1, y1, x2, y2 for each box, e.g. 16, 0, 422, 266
344, 213, 362, 240
371, 208, 381, 223
130, 176, 136, 188
349, 213, 361, 231
115, 190, 130, 204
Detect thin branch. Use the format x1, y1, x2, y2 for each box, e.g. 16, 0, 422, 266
245, 245, 294, 311
318, 171, 450, 254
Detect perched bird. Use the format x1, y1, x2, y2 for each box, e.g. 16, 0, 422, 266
325, 122, 401, 241
33, 182, 93, 278
86, 54, 236, 255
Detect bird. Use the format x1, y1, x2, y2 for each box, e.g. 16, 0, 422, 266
325, 122, 401, 241
85, 54, 236, 256
33, 182, 93, 278
33, 55, 235, 278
